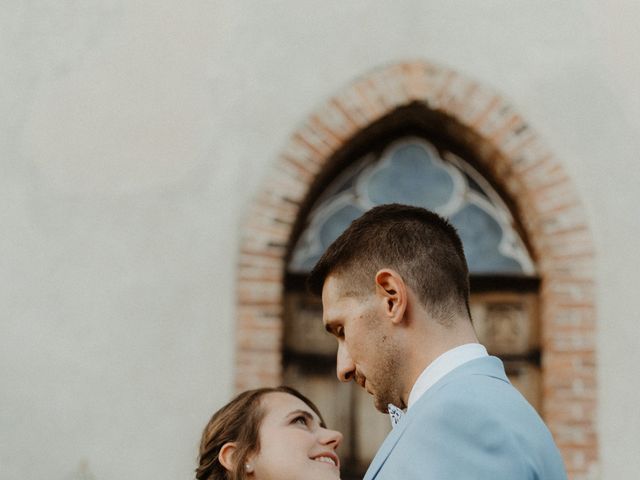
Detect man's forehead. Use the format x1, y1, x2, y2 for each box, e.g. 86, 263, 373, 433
321, 274, 341, 300
323, 271, 370, 300
321, 274, 371, 326
321, 275, 347, 321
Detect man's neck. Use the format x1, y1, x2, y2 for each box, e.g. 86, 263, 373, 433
400, 323, 479, 406
406, 343, 488, 409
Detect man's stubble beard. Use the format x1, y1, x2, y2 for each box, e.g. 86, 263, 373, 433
370, 331, 405, 413
357, 302, 406, 413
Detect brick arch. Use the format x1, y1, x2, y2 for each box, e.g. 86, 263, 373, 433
236, 61, 597, 478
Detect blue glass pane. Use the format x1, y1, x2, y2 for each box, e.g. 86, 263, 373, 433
297, 252, 322, 272
450, 204, 523, 274
367, 144, 454, 209
319, 204, 365, 248
317, 157, 371, 202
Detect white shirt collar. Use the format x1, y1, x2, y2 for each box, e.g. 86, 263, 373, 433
407, 343, 488, 409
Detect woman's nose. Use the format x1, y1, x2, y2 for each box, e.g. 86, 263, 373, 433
320, 427, 343, 449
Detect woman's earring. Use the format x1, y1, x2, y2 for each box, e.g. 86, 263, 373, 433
245, 463, 253, 472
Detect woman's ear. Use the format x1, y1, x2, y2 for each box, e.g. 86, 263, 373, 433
374, 269, 407, 324
218, 442, 238, 472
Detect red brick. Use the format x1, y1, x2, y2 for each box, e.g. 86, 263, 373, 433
237, 280, 282, 305
434, 73, 477, 118
248, 200, 298, 225
296, 121, 342, 157
451, 85, 496, 128
334, 85, 379, 128
237, 264, 283, 282
399, 62, 455, 108
474, 101, 517, 138
260, 168, 309, 203
237, 326, 283, 351
281, 136, 325, 168
538, 229, 594, 259
539, 254, 595, 279
496, 125, 537, 158
312, 102, 358, 141
364, 65, 411, 111
511, 142, 553, 175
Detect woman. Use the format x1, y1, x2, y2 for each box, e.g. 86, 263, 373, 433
196, 386, 343, 480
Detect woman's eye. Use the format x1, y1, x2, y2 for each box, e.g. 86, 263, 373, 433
293, 416, 308, 426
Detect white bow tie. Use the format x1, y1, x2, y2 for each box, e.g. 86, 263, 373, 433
387, 404, 405, 428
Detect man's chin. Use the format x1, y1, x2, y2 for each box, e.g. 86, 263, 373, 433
372, 396, 391, 414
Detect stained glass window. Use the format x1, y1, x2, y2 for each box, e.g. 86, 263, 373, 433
288, 137, 535, 276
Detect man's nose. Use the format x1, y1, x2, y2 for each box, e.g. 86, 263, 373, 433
336, 342, 355, 382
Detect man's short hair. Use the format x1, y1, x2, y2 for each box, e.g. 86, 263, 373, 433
308, 203, 470, 322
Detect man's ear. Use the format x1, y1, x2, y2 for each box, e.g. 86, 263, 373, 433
218, 442, 239, 472
374, 269, 407, 324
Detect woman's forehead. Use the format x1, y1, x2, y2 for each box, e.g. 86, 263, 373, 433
261, 392, 320, 421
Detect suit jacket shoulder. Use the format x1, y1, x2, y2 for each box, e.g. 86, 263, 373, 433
364, 356, 567, 480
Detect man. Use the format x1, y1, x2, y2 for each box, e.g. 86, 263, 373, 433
308, 204, 567, 479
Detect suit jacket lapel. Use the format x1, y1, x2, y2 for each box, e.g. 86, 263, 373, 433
363, 407, 413, 480
362, 356, 508, 480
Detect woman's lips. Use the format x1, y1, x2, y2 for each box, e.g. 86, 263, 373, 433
312, 452, 340, 468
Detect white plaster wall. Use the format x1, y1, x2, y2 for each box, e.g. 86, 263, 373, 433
1, 1, 638, 479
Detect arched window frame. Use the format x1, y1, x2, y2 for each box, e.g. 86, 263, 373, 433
236, 61, 597, 479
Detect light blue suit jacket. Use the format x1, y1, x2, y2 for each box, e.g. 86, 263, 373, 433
363, 356, 567, 480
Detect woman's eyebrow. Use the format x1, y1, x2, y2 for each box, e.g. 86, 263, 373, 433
286, 409, 314, 421
286, 409, 325, 427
